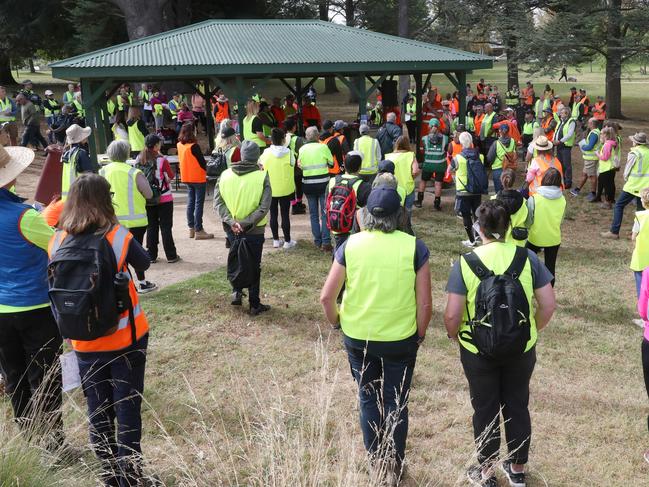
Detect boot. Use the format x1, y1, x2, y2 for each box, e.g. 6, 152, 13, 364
194, 229, 214, 240
434, 197, 441, 211
413, 192, 424, 208
189, 228, 195, 238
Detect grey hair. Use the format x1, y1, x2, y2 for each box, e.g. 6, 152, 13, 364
359, 206, 399, 233
107, 140, 131, 162
305, 126, 319, 142
386, 112, 397, 123
459, 131, 473, 149
372, 172, 397, 190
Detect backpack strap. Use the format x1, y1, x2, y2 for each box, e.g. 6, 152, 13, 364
505, 246, 529, 279
462, 251, 494, 281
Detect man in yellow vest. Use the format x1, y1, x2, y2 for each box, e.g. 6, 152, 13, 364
480, 102, 497, 157
0, 85, 18, 145
552, 106, 576, 188
100, 140, 157, 293
602, 132, 649, 239
405, 95, 417, 142
61, 124, 98, 201
486, 124, 517, 193
214, 140, 272, 315
572, 118, 602, 200
353, 124, 381, 184
42, 90, 61, 128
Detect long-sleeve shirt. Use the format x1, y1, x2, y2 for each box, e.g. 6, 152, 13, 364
21, 101, 41, 126
599, 139, 617, 162
637, 268, 649, 341
580, 130, 600, 151
554, 119, 575, 145
624, 151, 639, 181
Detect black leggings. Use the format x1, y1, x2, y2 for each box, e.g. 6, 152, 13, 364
129, 226, 147, 281
642, 339, 649, 432
270, 195, 293, 241
596, 169, 616, 203
527, 242, 560, 286
457, 195, 482, 242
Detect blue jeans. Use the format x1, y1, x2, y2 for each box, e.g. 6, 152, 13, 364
404, 191, 415, 211
635, 271, 644, 299
186, 182, 206, 231
610, 190, 643, 235
76, 334, 148, 487
492, 168, 503, 193
306, 191, 330, 246
344, 335, 419, 466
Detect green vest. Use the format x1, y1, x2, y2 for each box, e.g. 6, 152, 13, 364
555, 118, 576, 147
571, 101, 583, 119
243, 116, 266, 148
354, 135, 380, 175
63, 91, 75, 105
261, 150, 295, 197
494, 138, 516, 170
61, 147, 81, 201
340, 231, 417, 341
480, 112, 496, 139
423, 134, 448, 169
0, 97, 15, 122
581, 128, 601, 161
631, 210, 649, 271
168, 100, 179, 119
117, 94, 127, 111
454, 153, 485, 193
72, 100, 85, 117
386, 151, 416, 194
406, 102, 417, 121
528, 192, 566, 247
100, 162, 147, 228
508, 200, 529, 247
43, 99, 61, 117
453, 116, 474, 133
598, 142, 615, 173
218, 168, 268, 226
299, 143, 331, 181
523, 121, 539, 135
624, 145, 649, 196
153, 103, 163, 116
128, 123, 145, 152
138, 90, 149, 104
459, 242, 537, 354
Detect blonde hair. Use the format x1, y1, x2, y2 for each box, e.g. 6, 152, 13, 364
246, 100, 259, 118
641, 188, 649, 209
600, 126, 615, 142
393, 135, 411, 152
127, 106, 141, 121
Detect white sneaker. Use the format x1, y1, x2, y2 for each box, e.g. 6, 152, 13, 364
461, 239, 477, 248
283, 240, 297, 249
273, 239, 284, 248
633, 318, 645, 328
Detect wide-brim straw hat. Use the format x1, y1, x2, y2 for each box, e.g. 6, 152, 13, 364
531, 135, 553, 151
630, 132, 648, 145
66, 124, 92, 144
0, 145, 35, 187
217, 95, 227, 103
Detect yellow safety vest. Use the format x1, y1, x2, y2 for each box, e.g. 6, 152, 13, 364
480, 112, 496, 139
597, 143, 615, 174
459, 242, 537, 354
63, 91, 75, 105
128, 123, 145, 152
43, 99, 61, 117
0, 97, 15, 122
386, 151, 416, 194
353, 135, 380, 175
581, 128, 601, 161
299, 143, 331, 182
218, 168, 268, 226
554, 118, 576, 147
454, 153, 485, 193
494, 138, 516, 170
260, 149, 295, 198
624, 145, 649, 196
571, 101, 583, 119
106, 99, 116, 116
528, 192, 566, 247
631, 210, 649, 271
523, 121, 538, 136
61, 147, 82, 201
99, 162, 148, 228
72, 100, 85, 117
153, 103, 163, 116
340, 230, 417, 341
406, 102, 417, 121
243, 116, 266, 148
492, 194, 529, 247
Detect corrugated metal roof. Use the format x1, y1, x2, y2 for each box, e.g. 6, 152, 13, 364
51, 20, 491, 78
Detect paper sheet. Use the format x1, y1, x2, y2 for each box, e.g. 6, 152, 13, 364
60, 351, 81, 392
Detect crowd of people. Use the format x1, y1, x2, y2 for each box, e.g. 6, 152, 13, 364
1, 74, 649, 487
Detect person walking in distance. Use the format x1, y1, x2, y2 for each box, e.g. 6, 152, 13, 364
416, 119, 448, 210
552, 106, 577, 189
16, 94, 48, 151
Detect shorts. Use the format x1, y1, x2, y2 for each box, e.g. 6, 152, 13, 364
422, 163, 446, 182
583, 158, 598, 177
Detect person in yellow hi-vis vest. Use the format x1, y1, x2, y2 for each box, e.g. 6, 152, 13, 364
320, 186, 431, 484
99, 140, 157, 294
215, 140, 272, 316
631, 188, 649, 297
61, 124, 99, 202
126, 107, 148, 157
444, 200, 556, 487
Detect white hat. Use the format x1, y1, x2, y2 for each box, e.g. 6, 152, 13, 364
44, 90, 54, 96
0, 145, 35, 188
531, 135, 553, 151
217, 94, 227, 103
66, 124, 92, 144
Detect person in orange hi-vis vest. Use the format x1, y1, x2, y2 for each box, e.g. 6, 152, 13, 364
593, 96, 606, 121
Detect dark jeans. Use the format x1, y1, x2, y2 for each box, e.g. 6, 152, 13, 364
128, 227, 147, 281
141, 109, 153, 127
186, 182, 206, 232
522, 134, 533, 151
76, 334, 148, 487
193, 111, 207, 133
527, 242, 560, 286
21, 124, 48, 149
556, 145, 573, 188
227, 232, 265, 308
596, 169, 616, 203
146, 201, 177, 261
270, 194, 293, 241
610, 190, 643, 235
481, 137, 496, 158
461, 346, 536, 466
292, 166, 304, 203
0, 307, 63, 439
344, 334, 419, 466
642, 339, 649, 433
406, 120, 417, 141
457, 195, 482, 242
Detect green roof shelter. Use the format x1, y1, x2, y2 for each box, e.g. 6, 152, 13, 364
51, 19, 492, 158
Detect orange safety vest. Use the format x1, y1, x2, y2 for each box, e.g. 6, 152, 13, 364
582, 96, 590, 115
541, 117, 555, 141
474, 113, 485, 137
214, 101, 229, 123
524, 88, 534, 106
48, 225, 149, 353
529, 155, 564, 195
421, 102, 435, 137
322, 135, 342, 175
593, 101, 606, 121
178, 142, 206, 183
451, 98, 459, 116
552, 99, 562, 113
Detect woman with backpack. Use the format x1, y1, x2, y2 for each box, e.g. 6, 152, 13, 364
135, 134, 180, 263
214, 123, 241, 168
444, 200, 556, 487
49, 173, 152, 487
493, 169, 529, 247
527, 168, 566, 286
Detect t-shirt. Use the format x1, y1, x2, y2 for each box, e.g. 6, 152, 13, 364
251, 117, 263, 134
335, 236, 430, 271
446, 248, 554, 294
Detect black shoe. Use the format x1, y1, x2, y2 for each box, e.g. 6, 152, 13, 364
501, 460, 526, 487
413, 200, 423, 208
292, 206, 306, 215
225, 238, 231, 249
231, 291, 243, 306
167, 256, 181, 263
467, 465, 497, 487
434, 198, 441, 211
249, 303, 271, 316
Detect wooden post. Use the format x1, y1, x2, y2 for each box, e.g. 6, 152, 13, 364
295, 77, 303, 136
415, 73, 423, 155
457, 71, 467, 126
204, 79, 215, 152
235, 77, 247, 140
80, 79, 99, 165
357, 74, 367, 119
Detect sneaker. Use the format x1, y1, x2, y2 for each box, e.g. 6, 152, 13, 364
231, 291, 243, 306
137, 281, 157, 294
149, 257, 158, 264
569, 187, 581, 197
273, 239, 284, 248
501, 460, 526, 487
167, 256, 181, 264
633, 318, 645, 328
600, 231, 619, 239
189, 228, 195, 238
462, 239, 477, 248
194, 229, 214, 240
321, 243, 333, 253
586, 192, 599, 202
644, 449, 649, 464
466, 466, 497, 487
413, 200, 423, 208
283, 240, 297, 249
291, 205, 306, 215
250, 303, 271, 316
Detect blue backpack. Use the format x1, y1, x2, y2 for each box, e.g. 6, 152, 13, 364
464, 153, 489, 194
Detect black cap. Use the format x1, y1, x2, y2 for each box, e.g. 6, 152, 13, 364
366, 186, 401, 217
221, 127, 236, 138
378, 160, 395, 174
144, 134, 161, 148
322, 120, 333, 130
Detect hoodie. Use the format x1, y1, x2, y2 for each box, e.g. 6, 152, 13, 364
527, 185, 564, 226
213, 158, 272, 235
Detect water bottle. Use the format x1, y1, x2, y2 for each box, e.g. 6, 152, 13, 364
114, 272, 131, 313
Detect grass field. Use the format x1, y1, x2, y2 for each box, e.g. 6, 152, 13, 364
2, 65, 649, 485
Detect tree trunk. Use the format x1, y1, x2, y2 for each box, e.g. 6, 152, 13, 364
0, 54, 15, 85
28, 58, 35, 74
319, 1, 339, 94
162, 0, 192, 30
345, 0, 359, 103
606, 0, 623, 118
397, 0, 409, 103
504, 36, 519, 90
110, 0, 166, 39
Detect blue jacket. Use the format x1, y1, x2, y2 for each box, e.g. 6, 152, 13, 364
0, 189, 50, 307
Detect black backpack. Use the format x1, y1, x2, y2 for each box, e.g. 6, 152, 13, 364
207, 149, 228, 179
462, 246, 531, 358
227, 237, 256, 289
464, 153, 489, 195
136, 159, 162, 205
48, 232, 124, 341
496, 189, 528, 241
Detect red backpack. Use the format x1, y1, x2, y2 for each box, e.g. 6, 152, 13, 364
326, 176, 359, 233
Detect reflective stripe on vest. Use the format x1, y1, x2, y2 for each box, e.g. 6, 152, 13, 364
218, 168, 268, 226
386, 151, 416, 194
100, 163, 147, 228
554, 118, 576, 147
128, 123, 145, 152
529, 155, 563, 195
581, 129, 601, 161
458, 242, 537, 354
299, 143, 331, 183
354, 136, 380, 175
480, 112, 496, 139
0, 98, 15, 122
423, 135, 447, 165
243, 116, 266, 147
631, 210, 649, 271
406, 102, 417, 120
61, 147, 81, 201
528, 192, 566, 247
340, 231, 417, 341
624, 146, 649, 195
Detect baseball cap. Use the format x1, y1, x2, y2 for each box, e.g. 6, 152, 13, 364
322, 120, 333, 130
378, 160, 395, 174
44, 89, 54, 96
366, 186, 401, 217
333, 120, 347, 131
